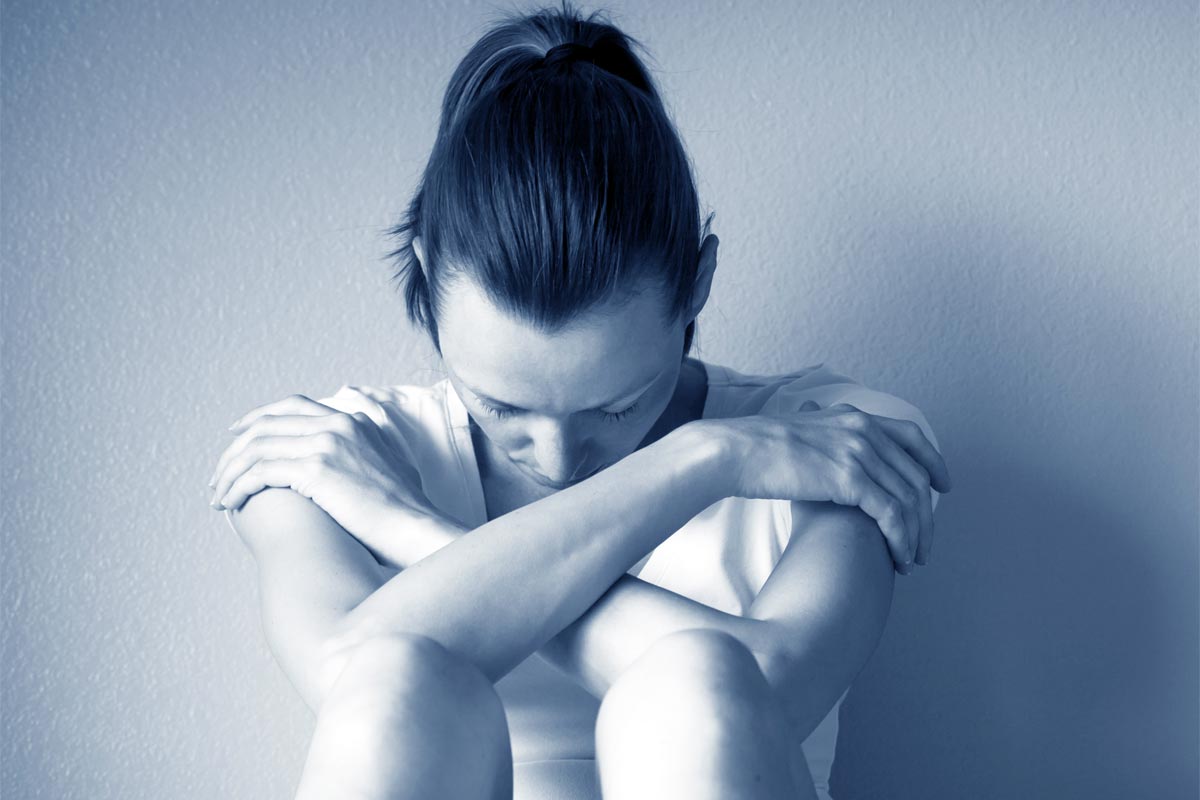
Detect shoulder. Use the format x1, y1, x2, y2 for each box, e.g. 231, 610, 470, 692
721, 361, 944, 520
316, 381, 443, 426
314, 379, 454, 450
753, 363, 942, 455
775, 365, 944, 517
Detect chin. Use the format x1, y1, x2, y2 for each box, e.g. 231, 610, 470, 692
527, 462, 611, 490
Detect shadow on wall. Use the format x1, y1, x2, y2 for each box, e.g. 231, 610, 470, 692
835, 461, 1179, 799
816, 208, 1195, 799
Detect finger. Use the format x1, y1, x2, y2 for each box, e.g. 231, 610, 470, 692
851, 443, 920, 571
219, 457, 315, 512
872, 415, 952, 493
838, 462, 912, 574
228, 394, 336, 434
212, 433, 333, 507
868, 426, 934, 565
212, 413, 340, 486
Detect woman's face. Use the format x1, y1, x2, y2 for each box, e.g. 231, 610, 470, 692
437, 274, 689, 490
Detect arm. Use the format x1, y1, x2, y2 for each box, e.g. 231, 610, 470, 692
747, 500, 895, 740
322, 421, 728, 687
225, 488, 392, 713
539, 500, 894, 736
225, 422, 725, 713
345, 497, 787, 700
227, 398, 932, 716
360, 494, 891, 724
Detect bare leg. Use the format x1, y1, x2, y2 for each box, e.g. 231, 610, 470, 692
595, 629, 818, 800
294, 632, 513, 800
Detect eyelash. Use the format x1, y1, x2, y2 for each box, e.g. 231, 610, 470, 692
479, 400, 640, 423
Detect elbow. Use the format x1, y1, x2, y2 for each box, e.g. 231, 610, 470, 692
755, 620, 804, 697
755, 625, 841, 742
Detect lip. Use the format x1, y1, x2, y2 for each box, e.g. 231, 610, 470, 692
525, 463, 604, 489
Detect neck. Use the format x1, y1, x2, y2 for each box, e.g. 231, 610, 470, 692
637, 356, 708, 449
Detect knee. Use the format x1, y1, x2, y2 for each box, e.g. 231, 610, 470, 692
596, 629, 773, 744
320, 632, 506, 749
302, 633, 512, 799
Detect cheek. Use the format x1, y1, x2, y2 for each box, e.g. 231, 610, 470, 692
471, 415, 520, 446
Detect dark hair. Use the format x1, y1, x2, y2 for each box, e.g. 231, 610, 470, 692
383, 0, 715, 357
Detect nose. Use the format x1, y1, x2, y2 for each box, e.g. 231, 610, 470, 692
530, 419, 589, 485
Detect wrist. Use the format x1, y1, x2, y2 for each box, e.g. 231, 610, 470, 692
365, 499, 467, 569
658, 419, 736, 505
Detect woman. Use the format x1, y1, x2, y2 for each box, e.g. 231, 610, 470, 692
208, 3, 952, 798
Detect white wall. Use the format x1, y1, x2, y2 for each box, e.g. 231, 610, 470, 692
3, 1, 1195, 797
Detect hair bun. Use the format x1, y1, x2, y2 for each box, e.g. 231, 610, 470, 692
541, 41, 597, 70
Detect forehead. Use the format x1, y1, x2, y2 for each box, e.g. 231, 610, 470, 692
437, 275, 677, 410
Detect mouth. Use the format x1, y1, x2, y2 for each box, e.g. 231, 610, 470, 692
525, 462, 606, 489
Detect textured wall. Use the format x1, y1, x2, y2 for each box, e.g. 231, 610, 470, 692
2, 1, 1196, 798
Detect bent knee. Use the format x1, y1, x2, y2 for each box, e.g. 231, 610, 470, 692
306, 633, 512, 796
597, 629, 773, 738
325, 632, 503, 724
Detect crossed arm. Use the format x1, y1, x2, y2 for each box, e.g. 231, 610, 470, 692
229, 477, 894, 742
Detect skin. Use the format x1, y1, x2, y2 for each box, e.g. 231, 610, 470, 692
297, 231, 821, 799
297, 232, 825, 800
426, 235, 719, 511
217, 231, 950, 799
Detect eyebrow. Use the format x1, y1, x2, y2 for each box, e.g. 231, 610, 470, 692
463, 367, 663, 412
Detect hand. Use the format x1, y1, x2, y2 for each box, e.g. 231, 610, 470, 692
715, 400, 952, 575
208, 393, 439, 541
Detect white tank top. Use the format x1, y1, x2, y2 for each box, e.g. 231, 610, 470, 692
309, 359, 943, 800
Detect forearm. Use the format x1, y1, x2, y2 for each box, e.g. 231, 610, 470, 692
360, 501, 781, 701
352, 508, 466, 570
326, 422, 728, 686
538, 574, 783, 698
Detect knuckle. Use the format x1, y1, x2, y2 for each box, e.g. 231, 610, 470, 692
832, 463, 857, 502
315, 431, 339, 451
843, 436, 867, 456
836, 408, 868, 431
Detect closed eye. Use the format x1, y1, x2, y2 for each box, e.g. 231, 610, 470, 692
477, 399, 641, 422
601, 401, 639, 422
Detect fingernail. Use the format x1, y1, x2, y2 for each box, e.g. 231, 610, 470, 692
210, 500, 224, 510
